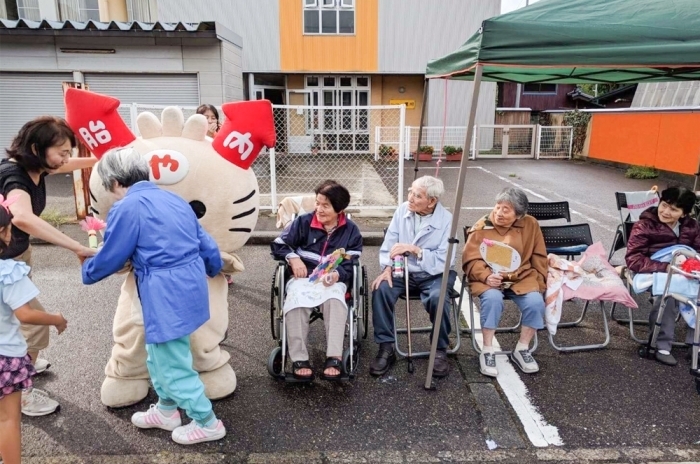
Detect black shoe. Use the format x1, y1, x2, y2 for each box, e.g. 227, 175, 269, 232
370, 343, 396, 376
432, 349, 450, 378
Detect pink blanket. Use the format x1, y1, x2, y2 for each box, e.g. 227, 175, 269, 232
545, 242, 637, 335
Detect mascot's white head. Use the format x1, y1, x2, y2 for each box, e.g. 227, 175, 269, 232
64, 88, 276, 254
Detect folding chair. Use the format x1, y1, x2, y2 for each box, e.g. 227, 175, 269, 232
541, 223, 592, 260
460, 225, 539, 356
527, 201, 571, 223
540, 223, 610, 352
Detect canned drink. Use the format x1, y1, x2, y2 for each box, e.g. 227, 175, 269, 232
392, 255, 404, 278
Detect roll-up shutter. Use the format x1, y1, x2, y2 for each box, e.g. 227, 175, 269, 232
84, 73, 199, 132
0, 72, 74, 151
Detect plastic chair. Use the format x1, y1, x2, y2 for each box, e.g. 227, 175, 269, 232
540, 223, 593, 260
527, 201, 571, 223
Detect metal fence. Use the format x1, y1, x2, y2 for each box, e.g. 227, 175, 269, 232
376, 124, 573, 160
536, 126, 574, 159
118, 103, 406, 211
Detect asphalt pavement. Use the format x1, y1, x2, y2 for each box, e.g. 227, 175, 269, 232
20, 159, 700, 463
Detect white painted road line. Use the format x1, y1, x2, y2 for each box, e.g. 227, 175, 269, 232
467, 166, 617, 234
454, 279, 564, 448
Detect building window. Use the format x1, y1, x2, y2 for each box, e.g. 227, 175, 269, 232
16, 0, 41, 21
303, 0, 354, 35
57, 0, 100, 21
522, 83, 557, 94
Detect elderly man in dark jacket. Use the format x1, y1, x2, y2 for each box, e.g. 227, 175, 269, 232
626, 187, 700, 366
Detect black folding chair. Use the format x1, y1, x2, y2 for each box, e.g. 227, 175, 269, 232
608, 192, 637, 261
527, 201, 571, 223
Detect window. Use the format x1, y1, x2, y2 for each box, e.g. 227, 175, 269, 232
303, 0, 354, 34
522, 83, 557, 94
16, 0, 41, 21
79, 0, 100, 21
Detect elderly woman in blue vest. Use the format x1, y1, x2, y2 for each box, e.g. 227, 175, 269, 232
370, 175, 456, 378
81, 147, 226, 446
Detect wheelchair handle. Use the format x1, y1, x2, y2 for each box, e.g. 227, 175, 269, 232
672, 249, 700, 261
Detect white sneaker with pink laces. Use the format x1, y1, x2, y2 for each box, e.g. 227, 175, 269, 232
172, 419, 226, 445
131, 404, 182, 431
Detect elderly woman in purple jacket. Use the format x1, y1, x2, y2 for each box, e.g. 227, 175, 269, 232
82, 147, 226, 445
626, 187, 700, 366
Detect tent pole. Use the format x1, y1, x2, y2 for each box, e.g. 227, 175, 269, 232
424, 64, 483, 389
413, 79, 430, 181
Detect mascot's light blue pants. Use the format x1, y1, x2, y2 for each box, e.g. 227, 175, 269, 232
145, 335, 217, 427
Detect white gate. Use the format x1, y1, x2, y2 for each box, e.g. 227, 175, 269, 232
118, 103, 406, 211
474, 124, 536, 159
536, 126, 574, 159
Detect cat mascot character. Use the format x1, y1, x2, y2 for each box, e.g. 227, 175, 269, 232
64, 88, 275, 407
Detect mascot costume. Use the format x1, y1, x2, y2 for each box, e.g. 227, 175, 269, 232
64, 88, 275, 407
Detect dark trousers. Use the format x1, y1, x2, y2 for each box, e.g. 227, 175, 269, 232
372, 270, 456, 350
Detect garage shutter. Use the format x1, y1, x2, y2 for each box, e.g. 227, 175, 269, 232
0, 72, 73, 151
84, 73, 199, 132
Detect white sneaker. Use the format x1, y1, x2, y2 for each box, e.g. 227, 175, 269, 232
479, 352, 498, 377
172, 420, 226, 445
131, 404, 182, 431
33, 358, 51, 374
21, 388, 60, 416
511, 348, 540, 374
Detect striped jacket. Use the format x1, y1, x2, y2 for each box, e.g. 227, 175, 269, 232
270, 212, 362, 283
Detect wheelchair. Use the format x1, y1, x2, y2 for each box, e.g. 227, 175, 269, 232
267, 258, 369, 382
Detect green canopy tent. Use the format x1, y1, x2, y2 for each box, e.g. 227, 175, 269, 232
420, 0, 700, 387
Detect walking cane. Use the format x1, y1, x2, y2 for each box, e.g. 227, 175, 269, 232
403, 252, 415, 373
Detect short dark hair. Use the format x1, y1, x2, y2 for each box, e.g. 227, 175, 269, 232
315, 180, 350, 213
5, 116, 77, 172
0, 207, 13, 255
196, 104, 220, 122
660, 187, 696, 215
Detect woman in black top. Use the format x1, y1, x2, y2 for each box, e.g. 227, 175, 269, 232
0, 116, 97, 415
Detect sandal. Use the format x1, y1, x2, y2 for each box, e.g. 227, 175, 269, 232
291, 360, 314, 381
320, 357, 343, 381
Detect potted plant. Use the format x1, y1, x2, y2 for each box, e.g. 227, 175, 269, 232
310, 143, 320, 155
443, 145, 464, 162
417, 145, 434, 161
379, 144, 398, 161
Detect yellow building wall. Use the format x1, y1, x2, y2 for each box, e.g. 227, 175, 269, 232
280, 0, 378, 72
380, 75, 424, 127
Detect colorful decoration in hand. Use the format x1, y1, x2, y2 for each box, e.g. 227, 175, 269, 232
0, 194, 18, 213
309, 248, 352, 284
80, 216, 106, 249
681, 258, 700, 275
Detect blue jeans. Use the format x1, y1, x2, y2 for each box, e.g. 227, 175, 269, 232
479, 289, 545, 330
146, 335, 216, 427
372, 271, 457, 350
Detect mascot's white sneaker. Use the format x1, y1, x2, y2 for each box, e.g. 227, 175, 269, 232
101, 377, 150, 408
172, 420, 226, 445
132, 404, 182, 431
33, 358, 51, 374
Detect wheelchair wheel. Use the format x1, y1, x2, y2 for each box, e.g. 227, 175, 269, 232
267, 347, 284, 378
342, 345, 360, 377
696, 378, 700, 395
638, 345, 653, 358
362, 265, 369, 339
270, 268, 282, 340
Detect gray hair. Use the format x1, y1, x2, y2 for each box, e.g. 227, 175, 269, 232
97, 147, 150, 192
412, 175, 445, 200
495, 187, 529, 217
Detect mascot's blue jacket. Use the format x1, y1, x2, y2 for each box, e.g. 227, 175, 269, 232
82, 181, 222, 344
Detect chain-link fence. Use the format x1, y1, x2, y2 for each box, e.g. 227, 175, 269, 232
118, 103, 406, 211
536, 126, 573, 159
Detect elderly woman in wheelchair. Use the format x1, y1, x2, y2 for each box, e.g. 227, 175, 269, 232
463, 188, 547, 378
270, 180, 363, 381
625, 187, 700, 366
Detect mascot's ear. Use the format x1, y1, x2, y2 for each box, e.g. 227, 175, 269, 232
161, 106, 184, 137
64, 88, 135, 159
212, 100, 276, 170
137, 112, 162, 139
183, 114, 208, 141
